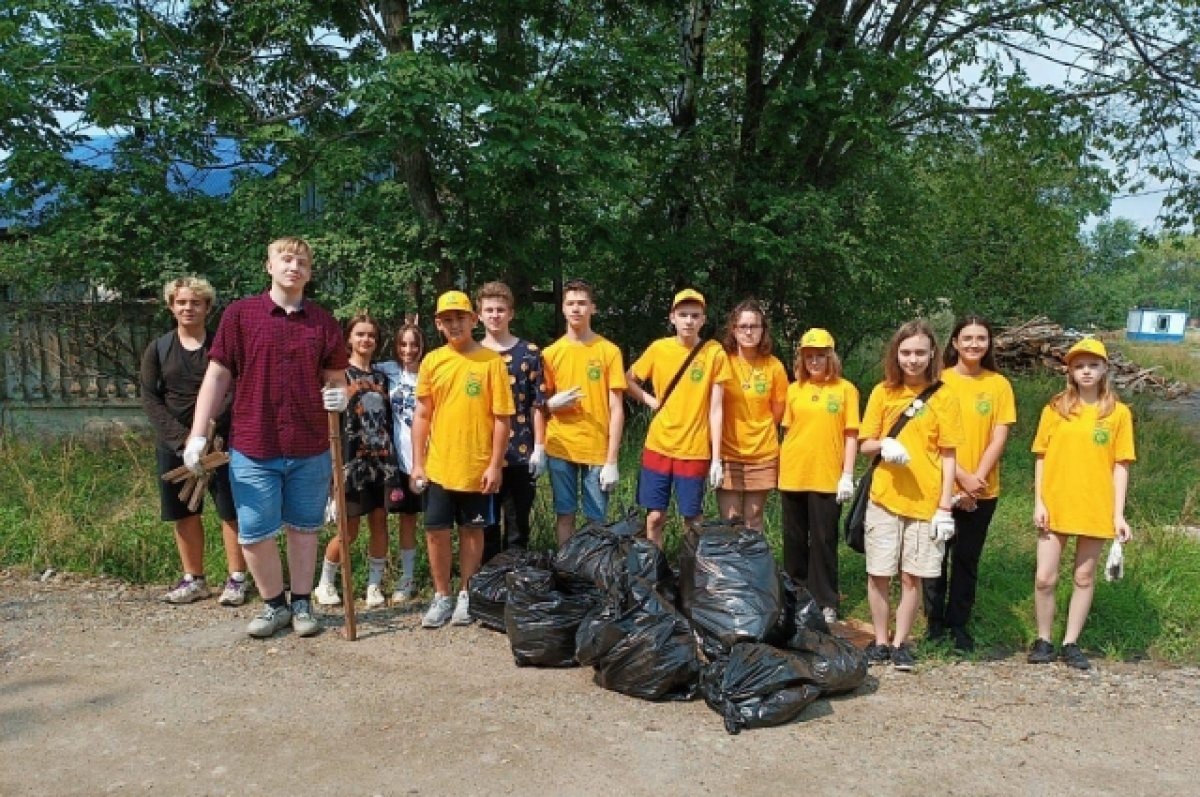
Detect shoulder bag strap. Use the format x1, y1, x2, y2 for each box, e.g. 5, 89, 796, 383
657, 340, 710, 409
864, 380, 944, 473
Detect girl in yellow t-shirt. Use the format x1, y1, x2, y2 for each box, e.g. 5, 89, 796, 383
1028, 338, 1134, 671
858, 320, 963, 672
715, 299, 788, 531
778, 328, 860, 624
923, 317, 1015, 653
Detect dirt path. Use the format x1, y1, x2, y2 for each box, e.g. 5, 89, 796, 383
2, 570, 1198, 797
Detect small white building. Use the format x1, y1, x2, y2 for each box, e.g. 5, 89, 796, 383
1126, 308, 1188, 343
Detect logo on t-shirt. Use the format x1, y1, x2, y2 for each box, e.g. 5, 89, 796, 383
1092, 425, 1111, 446
465, 372, 483, 397
587, 358, 602, 382
689, 362, 705, 383
825, 396, 841, 413
975, 394, 993, 416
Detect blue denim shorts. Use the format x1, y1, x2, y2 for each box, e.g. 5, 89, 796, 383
547, 455, 608, 522
229, 450, 332, 544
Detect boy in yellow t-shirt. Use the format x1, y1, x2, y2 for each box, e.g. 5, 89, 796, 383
410, 290, 515, 629
542, 279, 627, 544
626, 288, 734, 546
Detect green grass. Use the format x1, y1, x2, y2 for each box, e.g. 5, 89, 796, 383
1105, 327, 1200, 387
2, 370, 1198, 663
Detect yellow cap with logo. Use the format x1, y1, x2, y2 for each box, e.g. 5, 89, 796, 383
435, 290, 473, 316
671, 288, 706, 310
1065, 337, 1108, 363
800, 328, 835, 350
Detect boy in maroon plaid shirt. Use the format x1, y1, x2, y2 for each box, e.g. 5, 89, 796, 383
186, 237, 349, 639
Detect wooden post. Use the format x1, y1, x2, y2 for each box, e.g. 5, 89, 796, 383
328, 410, 357, 641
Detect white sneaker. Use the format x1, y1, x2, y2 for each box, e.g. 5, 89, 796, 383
451, 590, 473, 626
421, 593, 455, 629
391, 579, 415, 604
366, 583, 386, 609
822, 607, 839, 625
162, 576, 210, 604
313, 581, 341, 606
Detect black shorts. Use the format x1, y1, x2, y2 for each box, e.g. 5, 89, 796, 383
385, 473, 424, 515
344, 477, 387, 519
156, 445, 237, 523
423, 482, 494, 530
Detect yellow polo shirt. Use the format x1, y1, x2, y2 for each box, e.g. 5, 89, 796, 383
631, 338, 733, 460
942, 369, 1016, 499
721, 354, 788, 463
542, 335, 626, 466
779, 378, 861, 493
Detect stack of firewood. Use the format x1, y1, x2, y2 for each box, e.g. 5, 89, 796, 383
994, 316, 1191, 399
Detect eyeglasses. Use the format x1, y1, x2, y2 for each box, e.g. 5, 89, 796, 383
735, 324, 763, 331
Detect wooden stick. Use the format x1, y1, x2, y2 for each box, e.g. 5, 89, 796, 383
328, 409, 356, 641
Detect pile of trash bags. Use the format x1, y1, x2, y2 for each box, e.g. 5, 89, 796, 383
467, 513, 867, 734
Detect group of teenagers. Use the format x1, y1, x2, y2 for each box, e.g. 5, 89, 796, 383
142, 236, 1135, 673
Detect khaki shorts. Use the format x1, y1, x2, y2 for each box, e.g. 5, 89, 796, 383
720, 458, 779, 492
864, 501, 944, 578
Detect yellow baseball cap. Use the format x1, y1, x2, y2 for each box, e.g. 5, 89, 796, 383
1065, 337, 1108, 363
435, 290, 473, 316
800, 328, 835, 350
671, 288, 706, 310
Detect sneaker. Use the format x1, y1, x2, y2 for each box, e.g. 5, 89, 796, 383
313, 581, 341, 606
366, 584, 386, 609
247, 604, 292, 638
290, 599, 321, 637
949, 625, 975, 653
822, 607, 839, 625
162, 577, 210, 605
926, 620, 946, 643
1059, 642, 1091, 671
451, 591, 473, 626
892, 643, 917, 672
1027, 638, 1055, 664
391, 579, 416, 604
217, 577, 248, 607
864, 642, 892, 666
421, 593, 455, 629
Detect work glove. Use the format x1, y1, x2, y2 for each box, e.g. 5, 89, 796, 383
529, 445, 547, 478
880, 437, 910, 465
835, 473, 855, 503
410, 476, 428, 495
322, 386, 349, 413
547, 387, 584, 411
708, 459, 724, 490
1105, 541, 1125, 582
324, 495, 337, 525
599, 461, 620, 492
931, 509, 956, 542
183, 436, 207, 475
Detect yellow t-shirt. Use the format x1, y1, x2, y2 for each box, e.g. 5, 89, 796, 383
860, 382, 964, 521
632, 338, 734, 460
1032, 402, 1136, 538
779, 378, 861, 493
721, 354, 789, 463
416, 345, 516, 492
942, 368, 1016, 499
542, 335, 627, 466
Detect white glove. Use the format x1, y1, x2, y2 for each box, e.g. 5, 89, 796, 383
547, 387, 584, 411
183, 436, 207, 475
599, 462, 619, 492
708, 459, 724, 490
931, 509, 955, 542
410, 476, 428, 495
529, 445, 547, 478
880, 437, 910, 465
324, 495, 337, 525
322, 386, 348, 412
1105, 541, 1124, 582
835, 473, 855, 503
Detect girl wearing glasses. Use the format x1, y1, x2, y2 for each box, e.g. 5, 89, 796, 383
714, 299, 788, 531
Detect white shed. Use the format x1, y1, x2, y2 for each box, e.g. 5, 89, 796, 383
1126, 308, 1188, 343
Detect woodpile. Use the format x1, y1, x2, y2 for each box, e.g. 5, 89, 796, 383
994, 316, 1191, 399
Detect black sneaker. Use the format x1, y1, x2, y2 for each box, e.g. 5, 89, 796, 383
949, 625, 975, 653
864, 642, 892, 665
1027, 638, 1055, 664
1059, 643, 1091, 671
926, 620, 946, 643
891, 643, 917, 672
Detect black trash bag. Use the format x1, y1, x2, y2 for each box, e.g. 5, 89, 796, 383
614, 536, 677, 607
575, 583, 699, 702
468, 549, 553, 631
678, 522, 782, 655
504, 568, 596, 667
766, 572, 830, 645
552, 509, 643, 598
779, 628, 868, 696
699, 643, 822, 734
